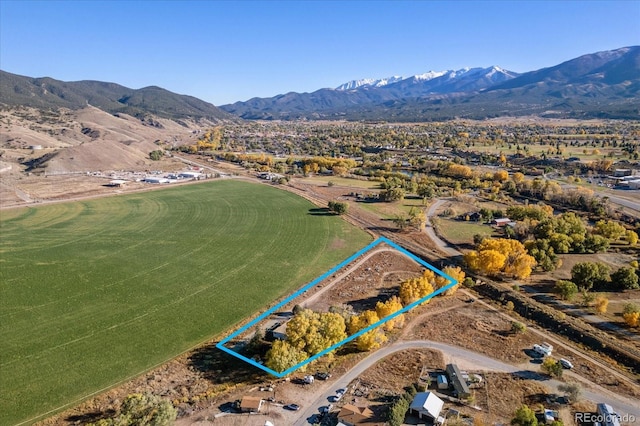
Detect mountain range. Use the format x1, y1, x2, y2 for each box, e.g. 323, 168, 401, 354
0, 71, 233, 122
0, 46, 638, 122
221, 46, 640, 121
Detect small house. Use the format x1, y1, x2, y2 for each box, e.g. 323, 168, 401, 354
492, 218, 512, 227
337, 404, 375, 426
239, 396, 263, 413
409, 392, 444, 422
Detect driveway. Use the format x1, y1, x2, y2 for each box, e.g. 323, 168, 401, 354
425, 199, 461, 257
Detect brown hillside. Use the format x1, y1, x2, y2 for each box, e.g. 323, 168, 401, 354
0, 106, 216, 174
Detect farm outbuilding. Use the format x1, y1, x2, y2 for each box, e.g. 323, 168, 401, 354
144, 177, 170, 184
409, 392, 444, 421
492, 218, 512, 227
179, 171, 202, 179
239, 396, 263, 413
437, 374, 448, 390
445, 363, 471, 398
108, 179, 127, 187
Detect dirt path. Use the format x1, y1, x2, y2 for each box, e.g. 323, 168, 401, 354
425, 198, 461, 257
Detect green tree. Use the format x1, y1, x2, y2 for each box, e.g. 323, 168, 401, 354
381, 187, 405, 202
393, 213, 409, 230
571, 262, 611, 291
328, 200, 348, 215
554, 280, 578, 301
149, 150, 164, 161
511, 405, 538, 426
246, 327, 265, 355
387, 395, 410, 426
624, 303, 640, 314
549, 233, 572, 254
541, 358, 563, 378
417, 183, 436, 200
610, 267, 639, 290
525, 239, 559, 272
583, 234, 610, 253
95, 393, 176, 426
511, 321, 526, 334
593, 220, 627, 240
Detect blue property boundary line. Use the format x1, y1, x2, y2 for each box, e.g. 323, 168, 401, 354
216, 236, 457, 377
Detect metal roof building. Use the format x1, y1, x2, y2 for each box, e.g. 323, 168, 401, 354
409, 392, 444, 421
446, 363, 471, 399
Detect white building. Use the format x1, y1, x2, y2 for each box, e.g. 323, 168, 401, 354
409, 392, 444, 422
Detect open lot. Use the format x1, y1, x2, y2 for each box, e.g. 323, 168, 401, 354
0, 179, 371, 425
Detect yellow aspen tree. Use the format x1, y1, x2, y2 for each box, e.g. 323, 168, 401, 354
375, 296, 405, 331
595, 296, 609, 314
436, 266, 466, 295
265, 340, 308, 373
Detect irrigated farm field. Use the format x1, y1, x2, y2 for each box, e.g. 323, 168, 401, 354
0, 180, 371, 425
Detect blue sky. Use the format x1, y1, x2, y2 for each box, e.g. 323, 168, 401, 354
1, 1, 638, 105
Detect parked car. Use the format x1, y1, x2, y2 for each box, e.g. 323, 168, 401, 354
284, 403, 300, 411
315, 372, 331, 380
559, 358, 573, 369
320, 404, 334, 413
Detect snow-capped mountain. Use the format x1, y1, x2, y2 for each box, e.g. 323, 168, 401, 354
220, 47, 640, 121
413, 70, 448, 81
335, 76, 404, 91
335, 66, 518, 93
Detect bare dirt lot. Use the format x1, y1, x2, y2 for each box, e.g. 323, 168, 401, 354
305, 248, 425, 313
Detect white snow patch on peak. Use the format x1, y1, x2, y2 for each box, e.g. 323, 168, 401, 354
413, 70, 447, 81
336, 76, 403, 91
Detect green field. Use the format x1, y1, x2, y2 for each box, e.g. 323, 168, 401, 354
0, 180, 371, 425
301, 175, 382, 189
434, 218, 495, 244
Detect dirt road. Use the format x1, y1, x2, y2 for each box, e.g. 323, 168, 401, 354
425, 198, 461, 257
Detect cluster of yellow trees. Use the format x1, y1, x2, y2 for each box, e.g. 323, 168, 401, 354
183, 127, 223, 153
442, 163, 510, 183
265, 266, 465, 372
465, 238, 537, 279
301, 157, 357, 176
265, 309, 347, 373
